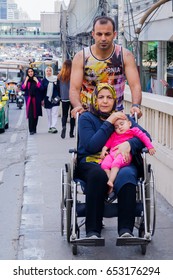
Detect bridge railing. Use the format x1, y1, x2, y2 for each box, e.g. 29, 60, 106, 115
0, 33, 60, 43
124, 86, 173, 206
0, 31, 60, 36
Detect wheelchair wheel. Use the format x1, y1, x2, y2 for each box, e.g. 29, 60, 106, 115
145, 164, 156, 236
60, 168, 65, 236
65, 163, 72, 243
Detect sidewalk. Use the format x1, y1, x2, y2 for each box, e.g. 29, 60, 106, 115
17, 111, 173, 260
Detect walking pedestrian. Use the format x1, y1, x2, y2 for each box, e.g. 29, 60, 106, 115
58, 59, 75, 139
54, 61, 59, 75
42, 66, 60, 134
18, 65, 24, 83
70, 15, 142, 118
21, 68, 43, 135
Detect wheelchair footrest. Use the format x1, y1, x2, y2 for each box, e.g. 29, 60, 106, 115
70, 237, 105, 247
116, 237, 150, 246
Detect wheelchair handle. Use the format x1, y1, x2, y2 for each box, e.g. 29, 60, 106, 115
69, 148, 77, 154
134, 112, 138, 123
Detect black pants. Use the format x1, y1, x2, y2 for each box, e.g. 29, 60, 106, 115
61, 101, 75, 133
117, 183, 136, 235
28, 101, 38, 133
77, 162, 136, 235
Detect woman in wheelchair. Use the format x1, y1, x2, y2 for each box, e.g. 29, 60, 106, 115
76, 83, 152, 241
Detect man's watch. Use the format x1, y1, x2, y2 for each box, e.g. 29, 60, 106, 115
132, 104, 141, 109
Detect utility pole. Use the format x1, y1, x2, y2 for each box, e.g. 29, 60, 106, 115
60, 9, 67, 61
118, 0, 125, 46
99, 0, 108, 16
102, 0, 108, 15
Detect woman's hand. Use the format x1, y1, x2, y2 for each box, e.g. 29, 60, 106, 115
112, 141, 131, 162
25, 76, 29, 81
107, 111, 127, 124
33, 77, 39, 83
23, 76, 29, 86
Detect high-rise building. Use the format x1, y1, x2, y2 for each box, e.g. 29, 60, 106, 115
0, 0, 7, 19
8, 0, 18, 19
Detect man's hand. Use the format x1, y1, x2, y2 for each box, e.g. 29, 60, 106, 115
130, 106, 142, 119
71, 106, 86, 118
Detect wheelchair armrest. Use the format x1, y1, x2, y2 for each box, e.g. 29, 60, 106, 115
69, 148, 77, 154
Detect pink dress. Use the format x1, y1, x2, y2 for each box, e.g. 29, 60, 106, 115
101, 127, 154, 169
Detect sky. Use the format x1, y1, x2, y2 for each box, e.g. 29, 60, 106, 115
15, 0, 70, 20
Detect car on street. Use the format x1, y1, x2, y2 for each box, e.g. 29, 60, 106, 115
0, 86, 9, 133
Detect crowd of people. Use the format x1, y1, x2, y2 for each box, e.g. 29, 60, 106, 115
21, 60, 74, 137
20, 15, 155, 243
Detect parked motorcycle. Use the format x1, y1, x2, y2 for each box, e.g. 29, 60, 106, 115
16, 91, 24, 109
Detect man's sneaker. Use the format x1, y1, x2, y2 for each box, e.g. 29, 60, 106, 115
51, 127, 58, 133
48, 128, 52, 133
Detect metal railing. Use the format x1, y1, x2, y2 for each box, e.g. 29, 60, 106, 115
124, 86, 173, 206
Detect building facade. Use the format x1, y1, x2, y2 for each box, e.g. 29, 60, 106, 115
40, 0, 62, 33
0, 0, 7, 19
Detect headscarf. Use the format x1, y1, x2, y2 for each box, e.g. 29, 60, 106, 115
26, 67, 37, 97
45, 66, 57, 102
89, 83, 117, 119
25, 68, 37, 118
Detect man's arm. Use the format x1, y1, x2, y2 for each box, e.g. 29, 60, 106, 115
123, 48, 142, 118
70, 50, 85, 116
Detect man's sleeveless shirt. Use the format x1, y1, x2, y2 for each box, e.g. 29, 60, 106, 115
81, 44, 126, 111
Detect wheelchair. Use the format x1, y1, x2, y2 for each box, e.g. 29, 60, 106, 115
60, 115, 156, 256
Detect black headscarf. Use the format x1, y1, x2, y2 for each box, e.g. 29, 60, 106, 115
26, 68, 37, 97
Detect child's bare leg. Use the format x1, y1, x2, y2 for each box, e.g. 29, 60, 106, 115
107, 166, 120, 190
104, 169, 111, 178
107, 185, 113, 194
